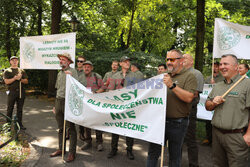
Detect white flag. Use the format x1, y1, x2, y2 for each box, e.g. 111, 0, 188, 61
20, 33, 76, 69
213, 18, 250, 59
65, 74, 167, 145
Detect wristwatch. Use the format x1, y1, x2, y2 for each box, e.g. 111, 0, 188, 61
169, 83, 176, 90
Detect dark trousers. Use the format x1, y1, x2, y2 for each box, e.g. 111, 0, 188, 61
205, 120, 212, 143
55, 98, 77, 154
85, 128, 103, 144
185, 103, 199, 167
111, 133, 134, 151
147, 117, 189, 167
7, 89, 25, 126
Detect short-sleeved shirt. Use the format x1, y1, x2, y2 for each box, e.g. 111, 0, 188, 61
108, 70, 137, 90
83, 72, 102, 92
3, 68, 28, 90
207, 75, 250, 130
205, 73, 224, 84
188, 68, 204, 93
77, 69, 86, 85
56, 67, 78, 98
103, 71, 119, 83
167, 68, 197, 118
134, 70, 144, 82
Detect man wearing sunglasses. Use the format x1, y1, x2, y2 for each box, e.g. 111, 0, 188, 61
76, 55, 87, 142
147, 49, 197, 167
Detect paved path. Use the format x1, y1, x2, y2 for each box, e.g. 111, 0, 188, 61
0, 90, 212, 167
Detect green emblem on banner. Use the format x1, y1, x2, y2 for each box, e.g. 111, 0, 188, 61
218, 26, 241, 50
68, 84, 84, 116
23, 43, 35, 62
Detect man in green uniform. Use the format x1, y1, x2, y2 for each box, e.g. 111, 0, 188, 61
107, 56, 138, 160
205, 54, 250, 167
131, 63, 144, 81
3, 56, 28, 130
147, 49, 197, 167
103, 60, 119, 87
50, 53, 78, 163
80, 60, 104, 152
76, 55, 87, 141
203, 62, 224, 145
183, 54, 204, 167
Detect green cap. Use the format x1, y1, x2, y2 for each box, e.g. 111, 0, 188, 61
120, 56, 130, 62
82, 60, 93, 66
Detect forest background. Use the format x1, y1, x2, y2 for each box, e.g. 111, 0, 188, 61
0, 0, 249, 96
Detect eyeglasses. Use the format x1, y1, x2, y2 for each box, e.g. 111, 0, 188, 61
77, 60, 85, 63
165, 57, 181, 63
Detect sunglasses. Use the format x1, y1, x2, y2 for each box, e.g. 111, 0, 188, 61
77, 60, 85, 63
165, 57, 181, 63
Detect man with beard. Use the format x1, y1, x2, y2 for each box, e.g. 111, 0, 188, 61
50, 53, 78, 163
147, 49, 197, 167
205, 54, 250, 167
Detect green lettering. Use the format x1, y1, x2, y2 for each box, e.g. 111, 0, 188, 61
126, 110, 136, 119
121, 93, 131, 101
110, 113, 122, 120
128, 89, 138, 98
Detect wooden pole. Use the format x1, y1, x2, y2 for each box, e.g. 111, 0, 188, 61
211, 58, 214, 82
62, 120, 66, 161
160, 146, 165, 167
222, 74, 247, 98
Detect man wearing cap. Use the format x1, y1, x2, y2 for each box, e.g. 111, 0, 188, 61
3, 56, 28, 130
131, 63, 144, 81
183, 54, 204, 167
76, 55, 87, 141
107, 56, 138, 160
205, 54, 250, 167
147, 49, 197, 167
79, 60, 104, 152
102, 60, 119, 88
50, 53, 78, 163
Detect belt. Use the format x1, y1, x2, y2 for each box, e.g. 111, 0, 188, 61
215, 127, 247, 134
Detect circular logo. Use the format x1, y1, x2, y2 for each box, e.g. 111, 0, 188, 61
218, 26, 241, 50
23, 43, 35, 62
68, 84, 84, 116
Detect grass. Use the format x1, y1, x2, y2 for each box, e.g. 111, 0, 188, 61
0, 122, 30, 167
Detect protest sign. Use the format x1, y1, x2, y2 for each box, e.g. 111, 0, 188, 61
65, 74, 167, 145
20, 33, 76, 69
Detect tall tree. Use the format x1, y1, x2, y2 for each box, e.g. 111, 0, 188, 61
47, 0, 62, 97
195, 0, 205, 72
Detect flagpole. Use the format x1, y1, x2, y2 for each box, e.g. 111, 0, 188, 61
211, 57, 214, 83
62, 119, 66, 161
160, 146, 165, 167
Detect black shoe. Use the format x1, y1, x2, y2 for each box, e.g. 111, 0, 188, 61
107, 149, 117, 158
127, 150, 134, 160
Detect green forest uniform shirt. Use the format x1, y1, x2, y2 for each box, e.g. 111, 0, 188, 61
205, 73, 224, 84
167, 68, 197, 118
83, 72, 102, 93
207, 75, 250, 130
55, 67, 78, 98
3, 68, 28, 90
77, 69, 86, 85
133, 70, 144, 82
107, 70, 137, 90
103, 71, 119, 83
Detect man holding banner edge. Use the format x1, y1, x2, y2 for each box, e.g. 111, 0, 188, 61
147, 49, 197, 167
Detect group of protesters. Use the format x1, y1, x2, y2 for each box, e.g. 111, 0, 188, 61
3, 49, 250, 166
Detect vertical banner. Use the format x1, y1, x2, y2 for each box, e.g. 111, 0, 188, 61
213, 18, 250, 59
65, 74, 167, 145
20, 33, 76, 69
197, 84, 214, 120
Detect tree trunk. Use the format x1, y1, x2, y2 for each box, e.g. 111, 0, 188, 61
126, 7, 136, 49
195, 0, 205, 72
5, 5, 11, 60
48, 0, 62, 97
37, 0, 43, 35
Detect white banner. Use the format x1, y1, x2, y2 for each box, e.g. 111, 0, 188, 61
213, 18, 250, 59
65, 74, 167, 145
197, 84, 214, 120
20, 33, 76, 69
